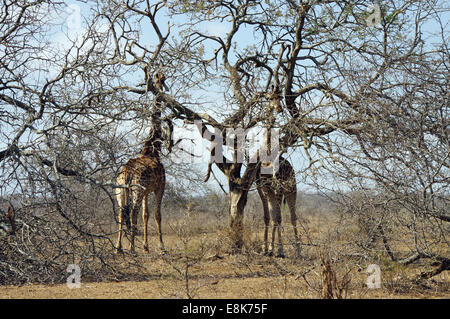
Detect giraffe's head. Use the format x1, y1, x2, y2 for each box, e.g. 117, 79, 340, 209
266, 85, 282, 113
153, 72, 169, 91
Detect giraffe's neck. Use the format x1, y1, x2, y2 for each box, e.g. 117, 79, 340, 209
140, 118, 162, 158
140, 139, 161, 157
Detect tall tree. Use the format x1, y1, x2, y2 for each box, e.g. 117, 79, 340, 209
86, 0, 448, 251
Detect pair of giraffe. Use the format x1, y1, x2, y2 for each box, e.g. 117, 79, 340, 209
114, 75, 301, 257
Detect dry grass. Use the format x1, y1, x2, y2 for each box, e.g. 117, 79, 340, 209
1, 210, 448, 299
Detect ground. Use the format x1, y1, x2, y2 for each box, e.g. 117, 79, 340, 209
1, 211, 448, 299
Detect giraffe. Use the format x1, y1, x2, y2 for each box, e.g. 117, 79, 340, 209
115, 72, 167, 254
257, 79, 300, 258
115, 117, 166, 253
256, 157, 301, 258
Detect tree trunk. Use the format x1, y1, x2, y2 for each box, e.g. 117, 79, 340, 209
226, 162, 260, 253
228, 186, 248, 253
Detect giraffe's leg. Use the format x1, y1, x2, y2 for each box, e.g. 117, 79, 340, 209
115, 186, 128, 253
269, 193, 284, 258
275, 196, 284, 258
267, 192, 275, 256
132, 203, 138, 234
116, 205, 124, 253
130, 191, 144, 254
258, 187, 270, 255
154, 187, 165, 252
129, 207, 137, 253
286, 191, 301, 258
142, 196, 149, 252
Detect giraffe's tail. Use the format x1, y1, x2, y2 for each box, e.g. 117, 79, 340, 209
122, 204, 131, 231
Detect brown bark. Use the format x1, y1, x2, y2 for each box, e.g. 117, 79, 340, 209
226, 162, 260, 252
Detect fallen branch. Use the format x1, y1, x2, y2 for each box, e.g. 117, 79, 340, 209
398, 252, 450, 280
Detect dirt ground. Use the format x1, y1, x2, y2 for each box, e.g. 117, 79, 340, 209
1, 267, 448, 299
1, 213, 448, 299
1, 246, 448, 299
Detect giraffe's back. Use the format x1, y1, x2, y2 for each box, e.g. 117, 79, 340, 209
257, 158, 296, 195
118, 155, 165, 193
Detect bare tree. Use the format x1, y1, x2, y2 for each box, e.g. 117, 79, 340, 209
1, 0, 448, 284
134, 0, 447, 252
63, 0, 449, 253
